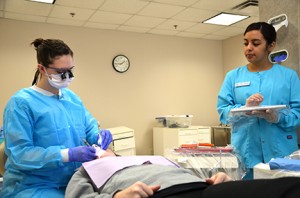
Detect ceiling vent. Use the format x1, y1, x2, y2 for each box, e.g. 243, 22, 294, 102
232, 0, 258, 10
232, 0, 259, 15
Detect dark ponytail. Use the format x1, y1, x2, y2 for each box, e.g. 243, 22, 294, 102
31, 38, 73, 85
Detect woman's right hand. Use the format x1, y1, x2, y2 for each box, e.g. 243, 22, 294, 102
113, 182, 160, 198
205, 172, 232, 185
246, 93, 264, 107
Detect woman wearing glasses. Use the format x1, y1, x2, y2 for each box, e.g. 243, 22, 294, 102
1, 38, 113, 198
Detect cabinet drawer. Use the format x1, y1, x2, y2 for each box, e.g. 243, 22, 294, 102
113, 132, 134, 139
178, 129, 198, 135
198, 128, 210, 134
113, 137, 135, 151
179, 134, 211, 145
179, 134, 199, 145
197, 134, 211, 143
117, 149, 136, 156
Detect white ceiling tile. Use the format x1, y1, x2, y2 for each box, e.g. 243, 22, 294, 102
202, 34, 229, 40
4, 0, 53, 16
233, 6, 259, 16
84, 21, 119, 30
47, 17, 85, 26
89, 11, 132, 24
138, 2, 185, 18
192, 0, 245, 11
118, 25, 150, 33
124, 15, 166, 28
4, 12, 47, 23
156, 19, 196, 31
148, 28, 177, 36
232, 16, 259, 28
0, 0, 260, 40
172, 8, 218, 22
152, 0, 199, 7
99, 0, 149, 14
212, 26, 244, 37
55, 0, 105, 9
176, 31, 205, 38
50, 5, 95, 20
186, 23, 223, 34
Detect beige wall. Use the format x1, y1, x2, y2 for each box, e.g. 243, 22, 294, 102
222, 34, 247, 76
260, 0, 299, 75
259, 0, 300, 143
0, 18, 240, 155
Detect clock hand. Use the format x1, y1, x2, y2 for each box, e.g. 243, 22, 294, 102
116, 61, 125, 65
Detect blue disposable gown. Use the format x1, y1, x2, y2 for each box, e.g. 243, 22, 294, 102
1, 87, 99, 197
217, 64, 300, 168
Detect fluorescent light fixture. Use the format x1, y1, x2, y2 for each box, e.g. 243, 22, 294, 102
203, 13, 249, 26
30, 0, 56, 4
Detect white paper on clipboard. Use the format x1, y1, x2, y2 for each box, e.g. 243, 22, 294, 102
230, 105, 287, 114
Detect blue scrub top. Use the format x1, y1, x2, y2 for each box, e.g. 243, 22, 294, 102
1, 87, 99, 197
217, 64, 300, 168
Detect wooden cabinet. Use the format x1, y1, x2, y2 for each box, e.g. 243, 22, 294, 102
108, 126, 136, 156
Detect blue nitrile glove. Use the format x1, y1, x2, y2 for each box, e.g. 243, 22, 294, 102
68, 146, 96, 162
97, 129, 113, 150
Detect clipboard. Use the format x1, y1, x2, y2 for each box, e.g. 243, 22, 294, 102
230, 105, 287, 113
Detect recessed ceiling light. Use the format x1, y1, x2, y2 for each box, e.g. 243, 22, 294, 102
203, 13, 249, 26
30, 0, 56, 4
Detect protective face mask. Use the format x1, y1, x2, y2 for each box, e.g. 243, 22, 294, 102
45, 70, 74, 89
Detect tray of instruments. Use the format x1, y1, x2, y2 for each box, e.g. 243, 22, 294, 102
175, 145, 233, 154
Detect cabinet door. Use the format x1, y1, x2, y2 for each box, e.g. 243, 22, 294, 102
113, 137, 135, 151
116, 148, 136, 156
197, 128, 211, 143
178, 129, 199, 145
178, 128, 211, 144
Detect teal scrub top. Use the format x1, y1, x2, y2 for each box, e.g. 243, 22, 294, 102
217, 64, 300, 168
1, 87, 99, 197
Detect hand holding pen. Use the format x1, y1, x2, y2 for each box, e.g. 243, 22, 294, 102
82, 138, 106, 158
68, 141, 96, 162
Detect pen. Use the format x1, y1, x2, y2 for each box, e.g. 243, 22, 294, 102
82, 138, 91, 146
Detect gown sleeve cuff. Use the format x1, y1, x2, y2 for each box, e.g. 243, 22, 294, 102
61, 148, 69, 162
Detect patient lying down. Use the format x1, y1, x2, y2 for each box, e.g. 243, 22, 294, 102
65, 149, 300, 198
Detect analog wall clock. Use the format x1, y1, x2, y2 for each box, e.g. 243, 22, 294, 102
112, 55, 130, 73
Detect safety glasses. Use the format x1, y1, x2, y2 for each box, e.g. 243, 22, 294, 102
44, 66, 75, 80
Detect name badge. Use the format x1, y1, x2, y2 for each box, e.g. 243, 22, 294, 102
235, 81, 250, 87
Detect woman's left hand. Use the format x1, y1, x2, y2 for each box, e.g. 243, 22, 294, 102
97, 129, 113, 150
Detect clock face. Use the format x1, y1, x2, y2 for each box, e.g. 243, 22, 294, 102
112, 55, 130, 73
